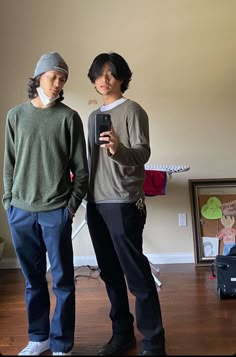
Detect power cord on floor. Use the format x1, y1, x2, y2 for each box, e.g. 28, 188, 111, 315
74, 265, 101, 280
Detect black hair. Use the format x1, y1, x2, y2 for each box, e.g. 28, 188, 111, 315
87, 52, 133, 93
27, 76, 64, 102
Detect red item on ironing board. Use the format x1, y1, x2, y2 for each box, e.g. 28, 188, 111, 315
143, 170, 167, 196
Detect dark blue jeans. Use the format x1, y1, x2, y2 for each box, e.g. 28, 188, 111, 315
86, 202, 165, 353
7, 206, 75, 353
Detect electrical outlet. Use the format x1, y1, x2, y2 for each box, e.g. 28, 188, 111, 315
178, 213, 187, 227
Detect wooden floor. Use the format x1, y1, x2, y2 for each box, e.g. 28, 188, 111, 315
0, 263, 235, 356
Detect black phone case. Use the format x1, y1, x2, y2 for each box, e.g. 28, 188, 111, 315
95, 114, 111, 145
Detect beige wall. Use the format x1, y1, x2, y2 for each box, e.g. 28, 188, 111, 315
0, 0, 235, 261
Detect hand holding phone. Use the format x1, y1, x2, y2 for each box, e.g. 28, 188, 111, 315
95, 113, 112, 145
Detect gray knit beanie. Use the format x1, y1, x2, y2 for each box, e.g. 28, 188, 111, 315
33, 52, 69, 79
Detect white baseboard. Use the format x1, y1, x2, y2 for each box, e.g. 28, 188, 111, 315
147, 253, 194, 264
0, 253, 194, 269
73, 255, 98, 267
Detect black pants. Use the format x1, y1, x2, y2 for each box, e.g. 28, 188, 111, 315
86, 201, 165, 351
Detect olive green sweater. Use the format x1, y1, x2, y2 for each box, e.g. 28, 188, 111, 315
2, 101, 88, 213
87, 99, 150, 203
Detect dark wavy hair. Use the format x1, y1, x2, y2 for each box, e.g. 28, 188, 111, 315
88, 52, 132, 93
27, 76, 64, 102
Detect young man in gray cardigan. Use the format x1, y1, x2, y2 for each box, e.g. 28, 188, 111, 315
86, 52, 166, 356
2, 52, 88, 355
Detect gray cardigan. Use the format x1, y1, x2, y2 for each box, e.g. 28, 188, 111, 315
87, 99, 150, 203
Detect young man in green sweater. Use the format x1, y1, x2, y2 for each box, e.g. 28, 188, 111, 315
2, 52, 88, 355
86, 52, 166, 356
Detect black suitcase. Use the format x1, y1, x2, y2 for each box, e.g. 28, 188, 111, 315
212, 254, 236, 299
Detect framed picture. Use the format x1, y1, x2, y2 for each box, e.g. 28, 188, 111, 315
189, 178, 236, 266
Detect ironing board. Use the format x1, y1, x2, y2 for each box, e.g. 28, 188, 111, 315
144, 164, 190, 176
143, 164, 190, 286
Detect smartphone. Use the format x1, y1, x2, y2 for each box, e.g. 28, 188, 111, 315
95, 113, 112, 145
